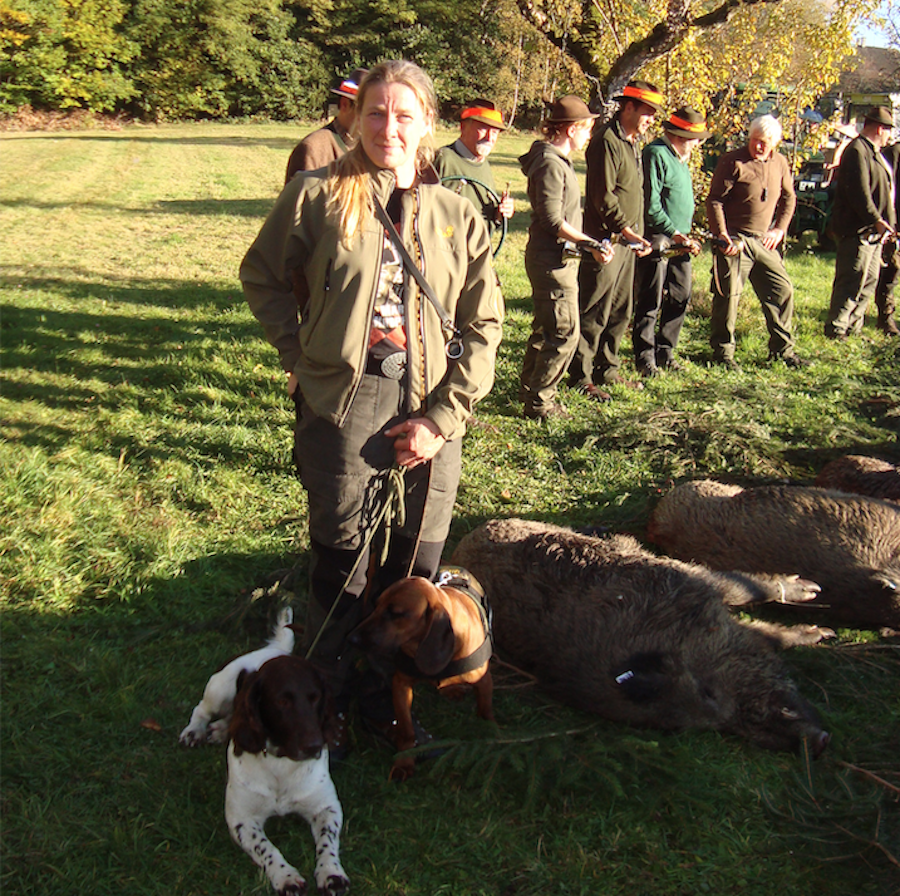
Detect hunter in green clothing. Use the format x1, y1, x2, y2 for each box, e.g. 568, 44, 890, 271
571, 80, 662, 397
434, 99, 514, 235
242, 63, 503, 755
633, 107, 710, 376
643, 135, 697, 236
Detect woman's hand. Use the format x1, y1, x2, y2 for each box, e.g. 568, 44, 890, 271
384, 418, 446, 468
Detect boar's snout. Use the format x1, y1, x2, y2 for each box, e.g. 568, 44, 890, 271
808, 729, 830, 759
745, 691, 829, 757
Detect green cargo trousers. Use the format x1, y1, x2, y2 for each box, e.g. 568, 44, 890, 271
519, 252, 580, 411
709, 235, 795, 360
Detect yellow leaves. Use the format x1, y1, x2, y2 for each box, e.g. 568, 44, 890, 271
628, 0, 873, 144
0, 1, 31, 46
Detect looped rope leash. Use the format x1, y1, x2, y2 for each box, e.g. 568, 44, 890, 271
377, 465, 407, 567
304, 465, 408, 660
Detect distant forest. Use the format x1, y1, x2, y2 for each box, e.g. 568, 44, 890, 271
0, 0, 580, 122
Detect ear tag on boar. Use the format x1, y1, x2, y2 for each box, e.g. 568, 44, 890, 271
613, 652, 668, 702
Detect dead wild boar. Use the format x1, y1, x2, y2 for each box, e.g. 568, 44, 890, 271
814, 455, 900, 503
647, 479, 900, 629
451, 518, 830, 757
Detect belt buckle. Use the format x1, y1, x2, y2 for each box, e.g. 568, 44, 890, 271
380, 352, 406, 380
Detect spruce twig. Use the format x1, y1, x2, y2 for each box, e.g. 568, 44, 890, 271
837, 762, 900, 796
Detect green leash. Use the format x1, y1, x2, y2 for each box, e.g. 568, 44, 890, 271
304, 465, 407, 660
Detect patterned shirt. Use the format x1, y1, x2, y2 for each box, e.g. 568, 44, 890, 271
369, 189, 408, 357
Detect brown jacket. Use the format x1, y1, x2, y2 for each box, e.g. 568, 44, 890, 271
285, 122, 351, 184
707, 146, 796, 237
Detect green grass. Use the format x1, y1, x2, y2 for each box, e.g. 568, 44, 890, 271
2, 122, 898, 896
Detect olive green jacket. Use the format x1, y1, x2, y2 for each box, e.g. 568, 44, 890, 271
240, 163, 503, 441
583, 116, 644, 239
434, 142, 500, 232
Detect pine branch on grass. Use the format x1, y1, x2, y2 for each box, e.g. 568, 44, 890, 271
399, 724, 673, 811
760, 739, 900, 871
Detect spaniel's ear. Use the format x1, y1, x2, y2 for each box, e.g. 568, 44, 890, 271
309, 662, 339, 747
229, 671, 266, 756
414, 604, 455, 677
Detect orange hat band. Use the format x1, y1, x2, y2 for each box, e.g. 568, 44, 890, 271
462, 107, 504, 127
667, 115, 706, 133
622, 85, 664, 107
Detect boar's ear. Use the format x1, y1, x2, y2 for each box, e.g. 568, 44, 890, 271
872, 568, 899, 592
612, 652, 669, 703
415, 604, 455, 677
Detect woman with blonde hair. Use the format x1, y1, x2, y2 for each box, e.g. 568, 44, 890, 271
241, 60, 503, 755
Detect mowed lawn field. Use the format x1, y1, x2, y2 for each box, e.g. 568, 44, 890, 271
1, 121, 898, 896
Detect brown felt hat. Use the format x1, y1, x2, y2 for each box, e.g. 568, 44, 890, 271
331, 68, 369, 101
663, 107, 712, 140
545, 95, 599, 124
865, 105, 893, 128
461, 99, 507, 130
613, 80, 665, 113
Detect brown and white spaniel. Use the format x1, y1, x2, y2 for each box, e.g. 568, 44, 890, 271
225, 654, 349, 896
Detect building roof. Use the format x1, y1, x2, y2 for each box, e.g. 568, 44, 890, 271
838, 45, 900, 94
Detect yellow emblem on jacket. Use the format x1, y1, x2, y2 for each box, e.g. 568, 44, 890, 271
439, 225, 454, 239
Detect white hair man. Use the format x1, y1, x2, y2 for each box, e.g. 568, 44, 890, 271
706, 114, 808, 369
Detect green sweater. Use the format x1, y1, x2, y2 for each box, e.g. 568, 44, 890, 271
642, 136, 695, 237
434, 142, 500, 232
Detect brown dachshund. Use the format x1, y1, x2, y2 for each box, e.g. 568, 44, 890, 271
349, 570, 494, 781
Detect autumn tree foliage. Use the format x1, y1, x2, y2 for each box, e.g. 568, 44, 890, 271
515, 0, 880, 136
0, 0, 882, 123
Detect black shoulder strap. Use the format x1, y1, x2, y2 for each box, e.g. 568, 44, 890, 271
372, 193, 464, 360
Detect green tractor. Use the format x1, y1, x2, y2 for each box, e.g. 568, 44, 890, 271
789, 154, 836, 250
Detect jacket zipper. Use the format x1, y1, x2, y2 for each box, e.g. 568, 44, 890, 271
412, 186, 429, 405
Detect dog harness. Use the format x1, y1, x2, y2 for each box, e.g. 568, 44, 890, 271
394, 566, 493, 680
